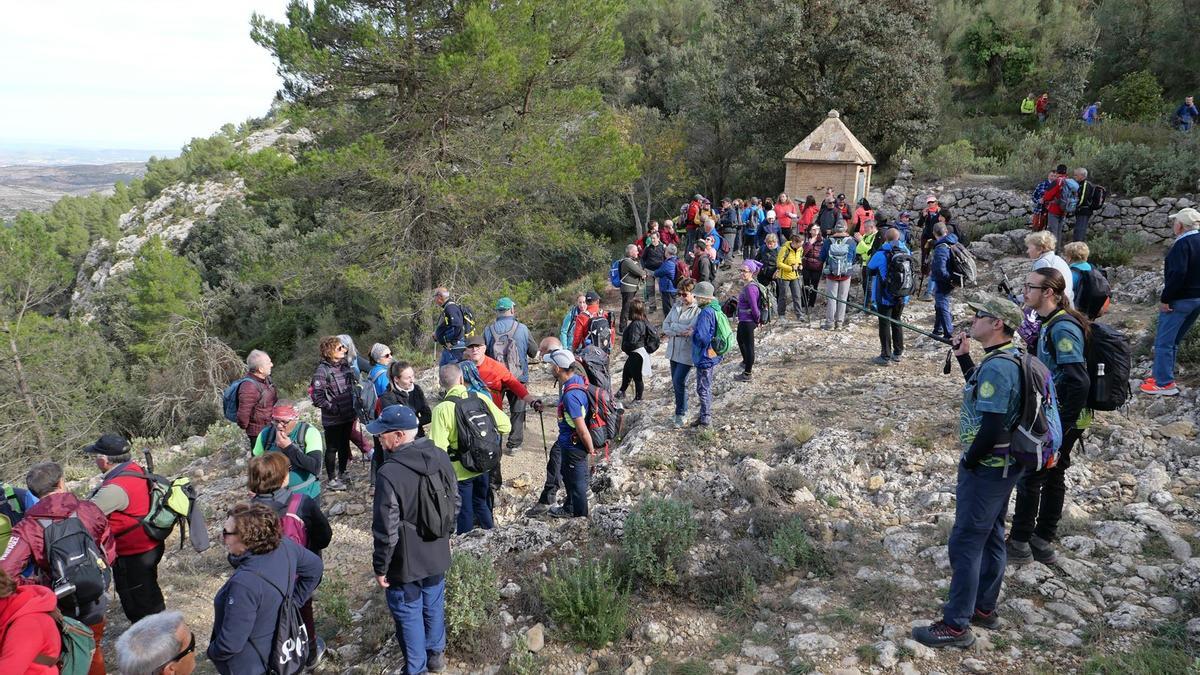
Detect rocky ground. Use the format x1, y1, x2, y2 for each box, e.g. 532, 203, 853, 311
95, 239, 1200, 675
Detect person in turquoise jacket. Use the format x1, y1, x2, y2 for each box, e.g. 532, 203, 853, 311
558, 294, 586, 346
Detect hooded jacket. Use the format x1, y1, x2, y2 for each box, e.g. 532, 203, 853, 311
776, 243, 803, 281
235, 373, 278, 441
372, 438, 457, 585
0, 585, 60, 674
208, 538, 323, 675
930, 233, 959, 293
691, 301, 722, 369
654, 257, 679, 293
662, 302, 700, 365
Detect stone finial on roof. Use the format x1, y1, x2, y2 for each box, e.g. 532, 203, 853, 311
828, 110, 840, 119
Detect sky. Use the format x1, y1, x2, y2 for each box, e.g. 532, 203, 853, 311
0, 1, 288, 153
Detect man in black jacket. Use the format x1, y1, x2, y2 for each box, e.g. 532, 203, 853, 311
1143, 207, 1200, 396
639, 230, 666, 313
618, 244, 647, 332
369, 405, 459, 674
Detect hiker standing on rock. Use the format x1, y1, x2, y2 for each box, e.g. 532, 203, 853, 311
1142, 207, 1200, 396
819, 223, 856, 330
484, 298, 539, 454
654, 245, 680, 318
690, 282, 722, 429
540, 349, 597, 518
866, 227, 912, 365
618, 299, 654, 402
234, 350, 278, 445
1009, 268, 1091, 566
775, 234, 805, 321
662, 279, 700, 429
734, 260, 764, 382
929, 222, 958, 341
913, 295, 1031, 649
800, 223, 824, 311
639, 230, 666, 314
433, 287, 468, 366
369, 405, 456, 674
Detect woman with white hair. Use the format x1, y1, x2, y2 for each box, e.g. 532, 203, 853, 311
1025, 231, 1074, 306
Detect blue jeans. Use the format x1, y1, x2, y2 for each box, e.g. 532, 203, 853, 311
438, 345, 465, 366
661, 291, 676, 319
670, 361, 693, 416
561, 445, 589, 517
1152, 297, 1200, 385
456, 473, 493, 534
933, 289, 953, 337
943, 463, 1024, 629
696, 366, 714, 423
385, 575, 446, 675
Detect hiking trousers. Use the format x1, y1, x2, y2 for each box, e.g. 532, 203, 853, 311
114, 544, 166, 623
779, 278, 803, 317
669, 361, 693, 417
386, 575, 446, 675
824, 278, 850, 324
877, 303, 904, 357
1152, 297, 1200, 385
620, 351, 644, 400
456, 473, 494, 534
933, 289, 953, 337
324, 421, 353, 480
503, 389, 527, 449
1073, 213, 1091, 243
801, 269, 821, 309
695, 366, 714, 424
737, 321, 756, 374
620, 290, 637, 332
661, 291, 676, 319
561, 445, 590, 517
944, 463, 1024, 630
537, 441, 565, 506
1011, 428, 1083, 543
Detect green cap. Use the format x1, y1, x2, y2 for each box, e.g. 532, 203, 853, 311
965, 292, 1025, 330
494, 297, 515, 311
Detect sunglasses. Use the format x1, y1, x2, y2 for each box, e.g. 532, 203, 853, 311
222, 528, 237, 539
159, 631, 196, 669
974, 311, 998, 321
1023, 284, 1047, 292
271, 419, 294, 426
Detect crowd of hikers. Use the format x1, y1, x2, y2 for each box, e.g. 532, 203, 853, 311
0, 184, 1198, 672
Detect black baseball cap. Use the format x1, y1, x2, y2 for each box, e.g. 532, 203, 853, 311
82, 433, 131, 457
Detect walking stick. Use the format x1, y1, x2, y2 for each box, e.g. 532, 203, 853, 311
538, 408, 548, 460
811, 286, 952, 345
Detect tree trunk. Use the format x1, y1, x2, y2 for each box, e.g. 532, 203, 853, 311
627, 188, 645, 239
4, 322, 47, 453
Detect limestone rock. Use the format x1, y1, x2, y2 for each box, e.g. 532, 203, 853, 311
525, 623, 545, 652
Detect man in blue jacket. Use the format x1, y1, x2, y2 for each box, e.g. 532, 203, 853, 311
930, 222, 959, 340
867, 228, 912, 365
654, 245, 680, 318
690, 281, 722, 427
484, 297, 538, 453
1143, 208, 1200, 395
433, 287, 467, 366
1175, 96, 1198, 132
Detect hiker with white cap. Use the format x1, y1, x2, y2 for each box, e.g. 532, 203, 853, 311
1142, 207, 1200, 396
537, 349, 596, 518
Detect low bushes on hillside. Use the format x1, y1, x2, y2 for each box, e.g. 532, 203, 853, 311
445, 552, 500, 651
622, 497, 699, 586
539, 559, 630, 648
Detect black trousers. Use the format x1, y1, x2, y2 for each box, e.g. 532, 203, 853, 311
801, 269, 821, 309
114, 544, 166, 623
737, 321, 756, 374
503, 389, 527, 449
878, 303, 905, 357
620, 290, 637, 332
620, 351, 644, 399
1011, 427, 1084, 543
661, 291, 675, 319
324, 421, 353, 480
537, 441, 565, 505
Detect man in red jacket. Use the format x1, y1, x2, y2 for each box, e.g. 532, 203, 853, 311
1040, 165, 1068, 244
235, 349, 278, 444
85, 434, 166, 624
1, 461, 115, 675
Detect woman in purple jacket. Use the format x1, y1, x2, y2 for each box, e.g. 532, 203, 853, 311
734, 260, 764, 382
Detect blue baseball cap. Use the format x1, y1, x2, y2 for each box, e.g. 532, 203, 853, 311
366, 405, 419, 434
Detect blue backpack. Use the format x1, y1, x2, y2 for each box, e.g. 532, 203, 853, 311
1056, 178, 1080, 216
222, 377, 262, 423
610, 260, 622, 288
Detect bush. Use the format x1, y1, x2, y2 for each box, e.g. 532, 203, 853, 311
1090, 139, 1200, 198
769, 516, 831, 575
1097, 70, 1165, 123
915, 140, 995, 179
622, 498, 698, 586
539, 559, 629, 648
445, 553, 500, 648
1001, 130, 1102, 188
1087, 232, 1149, 268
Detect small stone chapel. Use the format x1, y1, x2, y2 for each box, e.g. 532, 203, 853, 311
783, 110, 876, 203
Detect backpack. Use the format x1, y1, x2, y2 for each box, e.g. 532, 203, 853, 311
1082, 182, 1108, 212
1074, 266, 1112, 319
710, 303, 734, 356
750, 281, 776, 324
222, 376, 264, 423
109, 467, 202, 549
246, 566, 309, 675
1044, 313, 1132, 412
279, 493, 308, 549
746, 208, 762, 235
979, 352, 1063, 473
945, 242, 978, 288
33, 609, 96, 675
360, 369, 385, 423
583, 310, 614, 353
39, 514, 111, 616
674, 258, 692, 286
643, 324, 661, 354
263, 423, 317, 493
444, 301, 477, 339
452, 393, 503, 473
825, 238, 853, 277
415, 464, 457, 540
1056, 178, 1080, 216
883, 248, 916, 298
492, 322, 524, 377
0, 485, 27, 554
561, 381, 624, 461
609, 260, 622, 288
576, 344, 612, 392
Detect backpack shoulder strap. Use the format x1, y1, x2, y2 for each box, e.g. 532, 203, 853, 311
286, 493, 304, 518
3, 485, 20, 514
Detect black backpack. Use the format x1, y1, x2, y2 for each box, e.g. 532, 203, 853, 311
1044, 313, 1132, 412
584, 310, 614, 353
40, 514, 111, 618
884, 248, 916, 298
452, 393, 503, 473
415, 465, 457, 540
643, 324, 661, 354
577, 344, 612, 392
246, 565, 309, 675
1074, 266, 1111, 320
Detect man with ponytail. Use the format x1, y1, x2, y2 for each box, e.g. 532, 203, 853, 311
1009, 268, 1091, 565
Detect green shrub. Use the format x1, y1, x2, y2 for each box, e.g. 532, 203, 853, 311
916, 140, 995, 179
1001, 130, 1102, 188
539, 559, 629, 648
769, 516, 830, 575
504, 635, 540, 675
1087, 232, 1149, 268
1090, 138, 1200, 198
1097, 70, 1165, 123
623, 498, 699, 586
445, 553, 500, 647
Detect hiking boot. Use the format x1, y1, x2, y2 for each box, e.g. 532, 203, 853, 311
615, 390, 626, 400
688, 417, 708, 428
970, 609, 1001, 630
891, 352, 903, 363
427, 651, 446, 672
326, 478, 347, 491
1006, 538, 1033, 566
1140, 380, 1179, 396
672, 415, 685, 428
919, 292, 933, 302
1030, 535, 1058, 565
734, 372, 752, 382
872, 355, 892, 366
525, 502, 551, 517
911, 621, 975, 649
548, 506, 575, 519
504, 446, 518, 456
306, 636, 327, 670
821, 321, 832, 330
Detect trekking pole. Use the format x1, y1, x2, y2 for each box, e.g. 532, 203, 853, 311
811, 286, 952, 345
538, 408, 548, 460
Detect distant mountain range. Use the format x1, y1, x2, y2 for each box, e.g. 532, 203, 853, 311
0, 162, 148, 221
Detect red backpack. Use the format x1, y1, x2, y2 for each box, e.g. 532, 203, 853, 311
279, 493, 307, 548
674, 258, 692, 286
559, 381, 624, 462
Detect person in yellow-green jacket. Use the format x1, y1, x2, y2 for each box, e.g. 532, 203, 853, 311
1020, 93, 1036, 116
429, 365, 510, 534
855, 219, 879, 306
251, 402, 325, 501
775, 234, 805, 319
